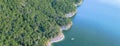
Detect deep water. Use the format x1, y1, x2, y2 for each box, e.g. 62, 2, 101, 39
53, 0, 120, 46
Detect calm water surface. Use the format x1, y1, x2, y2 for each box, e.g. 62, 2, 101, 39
53, 0, 120, 46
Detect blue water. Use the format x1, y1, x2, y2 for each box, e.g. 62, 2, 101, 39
53, 0, 120, 46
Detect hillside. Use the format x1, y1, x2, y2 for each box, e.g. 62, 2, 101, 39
0, 0, 81, 46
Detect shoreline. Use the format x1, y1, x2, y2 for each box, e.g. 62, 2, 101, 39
74, 0, 83, 7
66, 0, 83, 18
47, 22, 72, 46
61, 22, 73, 30
47, 1, 82, 46
66, 11, 77, 18
47, 31, 65, 46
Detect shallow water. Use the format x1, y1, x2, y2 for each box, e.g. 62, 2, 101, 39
53, 0, 120, 46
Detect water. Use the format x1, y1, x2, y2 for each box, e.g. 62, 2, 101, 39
53, 0, 120, 46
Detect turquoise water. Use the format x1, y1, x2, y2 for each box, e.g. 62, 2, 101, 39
53, 0, 120, 46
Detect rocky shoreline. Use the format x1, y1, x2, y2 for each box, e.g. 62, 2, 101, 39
61, 22, 73, 30
47, 22, 72, 46
66, 11, 77, 18
66, 0, 83, 18
74, 0, 83, 7
47, 1, 82, 46
47, 31, 65, 46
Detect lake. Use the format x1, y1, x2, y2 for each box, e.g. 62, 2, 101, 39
53, 0, 120, 46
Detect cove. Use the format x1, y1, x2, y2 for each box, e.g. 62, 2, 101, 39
53, 0, 120, 46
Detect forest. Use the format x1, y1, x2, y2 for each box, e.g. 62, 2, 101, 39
0, 0, 81, 46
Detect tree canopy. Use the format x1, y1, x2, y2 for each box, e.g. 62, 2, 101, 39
0, 0, 81, 46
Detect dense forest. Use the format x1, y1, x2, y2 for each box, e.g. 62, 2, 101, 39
0, 0, 81, 46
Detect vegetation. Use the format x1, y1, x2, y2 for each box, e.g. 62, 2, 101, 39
0, 0, 81, 46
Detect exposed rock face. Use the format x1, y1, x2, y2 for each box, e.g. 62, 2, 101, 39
65, 11, 76, 18
66, 1, 83, 18
47, 31, 64, 46
47, 1, 83, 46
61, 22, 72, 30
74, 0, 83, 7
